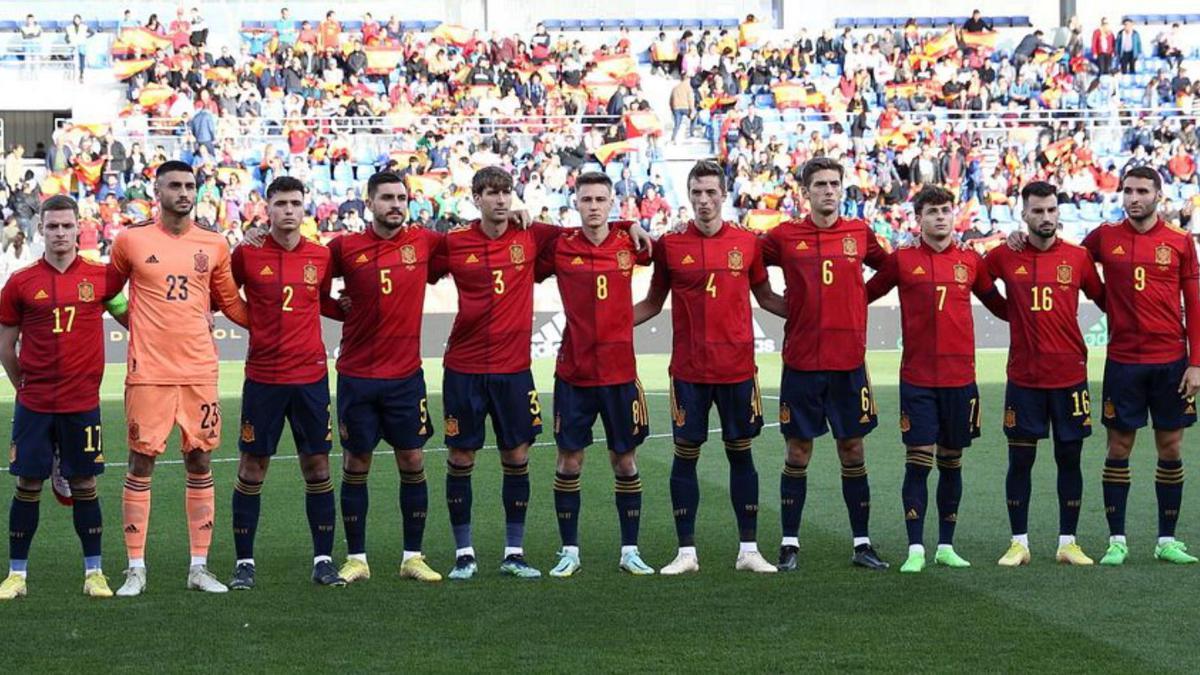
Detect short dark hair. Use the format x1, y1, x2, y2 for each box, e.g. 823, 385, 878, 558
155, 160, 194, 179
912, 185, 955, 215
686, 159, 724, 191
266, 176, 306, 199
1020, 180, 1058, 201
471, 166, 514, 196
800, 157, 843, 188
40, 194, 79, 219
1120, 165, 1163, 192
366, 171, 405, 198
576, 171, 613, 191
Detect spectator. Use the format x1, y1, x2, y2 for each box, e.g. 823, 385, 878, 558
188, 107, 218, 154
319, 11, 340, 51
669, 77, 697, 142
738, 107, 764, 144
0, 231, 33, 286
1117, 19, 1142, 75
64, 15, 91, 82
189, 7, 209, 48
638, 186, 670, 226
1156, 23, 1185, 69
1092, 17, 1116, 74
1013, 30, 1053, 67
961, 10, 994, 34
19, 14, 42, 40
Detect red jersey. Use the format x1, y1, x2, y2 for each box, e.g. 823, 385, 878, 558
0, 258, 123, 413
866, 242, 1001, 388
1082, 219, 1200, 366
536, 224, 651, 386
232, 236, 337, 385
649, 222, 767, 384
430, 221, 560, 374
986, 240, 1105, 388
330, 226, 443, 380
762, 216, 888, 371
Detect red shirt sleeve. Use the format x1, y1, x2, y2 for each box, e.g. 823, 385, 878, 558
230, 246, 246, 287
649, 240, 671, 296
1080, 248, 1106, 311
0, 276, 21, 325
535, 236, 558, 282
749, 237, 767, 285
428, 234, 450, 283
864, 227, 889, 270
972, 252, 1007, 320
328, 236, 344, 278
1180, 235, 1200, 366
530, 221, 563, 254
865, 251, 897, 302
1081, 226, 1102, 260
760, 229, 780, 267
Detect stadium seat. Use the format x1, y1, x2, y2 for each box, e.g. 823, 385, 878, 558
1167, 14, 1187, 25
660, 19, 682, 30
1188, 14, 1200, 25
834, 18, 853, 29
561, 19, 582, 31
343, 20, 363, 31
916, 17, 934, 27
98, 20, 118, 31
0, 20, 18, 32
718, 18, 739, 29
543, 19, 563, 31
580, 19, 602, 31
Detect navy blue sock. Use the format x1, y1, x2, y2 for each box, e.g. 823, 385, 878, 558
670, 442, 701, 547
936, 454, 963, 545
841, 461, 871, 538
399, 469, 428, 553
8, 487, 40, 570
614, 473, 642, 547
305, 477, 336, 559
339, 468, 369, 555
231, 476, 262, 561
901, 450, 934, 546
1053, 441, 1084, 535
1102, 457, 1131, 536
1006, 444, 1036, 535
70, 485, 103, 568
553, 471, 581, 547
780, 461, 808, 539
1156, 459, 1184, 538
446, 461, 474, 550
725, 439, 759, 542
501, 461, 530, 549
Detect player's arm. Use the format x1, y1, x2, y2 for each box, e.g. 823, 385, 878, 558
0, 324, 20, 387
534, 236, 557, 282
1080, 250, 1106, 312
863, 229, 889, 270
633, 245, 669, 325
104, 292, 130, 329
319, 262, 345, 321
1178, 238, 1200, 395
759, 230, 780, 268
211, 247, 250, 328
981, 251, 1010, 321
428, 235, 450, 283
864, 252, 897, 303
749, 240, 785, 317
972, 256, 1008, 320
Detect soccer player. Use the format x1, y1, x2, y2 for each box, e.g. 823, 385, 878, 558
226, 177, 346, 589
634, 159, 784, 575
985, 181, 1104, 567
0, 196, 128, 599
428, 166, 649, 579
761, 157, 889, 571
866, 185, 1007, 573
533, 172, 654, 577
110, 161, 249, 596
328, 171, 444, 584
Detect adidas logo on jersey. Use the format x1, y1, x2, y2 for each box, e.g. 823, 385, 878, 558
795, 241, 809, 250
260, 265, 274, 276
1111, 245, 1126, 256
681, 254, 695, 265
912, 266, 926, 275
355, 253, 369, 264
571, 256, 584, 265
1015, 265, 1028, 275
145, 255, 160, 264
466, 254, 480, 263
34, 289, 48, 300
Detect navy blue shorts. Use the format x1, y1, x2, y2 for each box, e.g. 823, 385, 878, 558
336, 370, 433, 454
899, 381, 982, 449
1102, 358, 1197, 431
553, 378, 649, 454
779, 366, 878, 441
1003, 382, 1093, 442
670, 377, 763, 445
443, 368, 542, 450
239, 376, 332, 457
9, 403, 104, 480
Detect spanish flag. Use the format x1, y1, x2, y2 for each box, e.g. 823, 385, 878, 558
114, 59, 155, 80
406, 173, 446, 196
739, 19, 763, 47
111, 27, 172, 55
744, 209, 783, 232
772, 82, 806, 109
432, 23, 471, 47
623, 110, 663, 139
594, 140, 636, 164
650, 41, 678, 62
884, 81, 919, 99
595, 53, 637, 81
961, 31, 998, 51
365, 46, 405, 75
137, 83, 175, 107
204, 66, 237, 83
216, 167, 251, 186
583, 76, 620, 102
74, 158, 105, 189
923, 29, 958, 60
1043, 138, 1074, 163
40, 172, 72, 197
65, 123, 111, 140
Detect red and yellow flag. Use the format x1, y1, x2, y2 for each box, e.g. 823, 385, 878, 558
594, 140, 636, 164
650, 41, 678, 62
1043, 138, 1074, 163
74, 158, 105, 189
40, 171, 72, 197
137, 83, 175, 107
406, 173, 446, 196
744, 209, 783, 232
961, 31, 997, 51
583, 75, 620, 102
623, 111, 663, 139
771, 82, 806, 109
216, 167, 251, 186
204, 66, 236, 83
111, 27, 172, 55
364, 46, 405, 75
595, 53, 637, 81
432, 23, 471, 47
114, 59, 155, 80
924, 29, 958, 60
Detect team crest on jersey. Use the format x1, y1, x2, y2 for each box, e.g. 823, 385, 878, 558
953, 263, 969, 284
842, 237, 858, 256
727, 249, 744, 271
779, 404, 791, 425
1056, 264, 1073, 285
194, 251, 209, 273
1103, 400, 1116, 420
1004, 409, 1016, 429
240, 421, 255, 443
445, 416, 460, 437
509, 244, 526, 265
899, 413, 911, 432
1156, 245, 1173, 266
617, 250, 633, 270
400, 245, 417, 265
303, 263, 319, 285
77, 280, 95, 302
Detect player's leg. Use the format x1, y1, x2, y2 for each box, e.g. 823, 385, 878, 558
602, 379, 652, 575
1098, 360, 1146, 566
376, 369, 438, 580
929, 384, 977, 569
1050, 382, 1093, 565
443, 368, 489, 579
334, 373, 383, 580
117, 384, 175, 596
830, 367, 883, 568
229, 378, 288, 589
490, 370, 543, 578
776, 367, 829, 568
179, 383, 227, 593
1000, 382, 1049, 565
898, 382, 937, 573
716, 377, 773, 573
1148, 359, 1197, 564
2, 403, 53, 598
290, 379, 344, 585
549, 377, 595, 577
57, 407, 110, 596
661, 378, 708, 575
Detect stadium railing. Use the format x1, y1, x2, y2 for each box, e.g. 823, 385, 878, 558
0, 42, 81, 78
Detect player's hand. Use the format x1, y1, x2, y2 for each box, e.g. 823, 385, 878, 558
1179, 365, 1200, 399
241, 226, 268, 248
508, 209, 532, 230
628, 222, 654, 254
1005, 231, 1027, 251
337, 289, 352, 314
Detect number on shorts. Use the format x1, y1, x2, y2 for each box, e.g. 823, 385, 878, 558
83, 424, 102, 454
419, 398, 429, 425
528, 390, 541, 415
200, 401, 220, 430
1071, 390, 1090, 417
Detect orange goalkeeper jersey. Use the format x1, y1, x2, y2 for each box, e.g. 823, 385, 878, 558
110, 222, 248, 385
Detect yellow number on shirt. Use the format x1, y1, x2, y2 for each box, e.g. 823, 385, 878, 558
1071, 390, 1091, 417
52, 306, 77, 334
379, 269, 393, 295
493, 270, 506, 295
935, 285, 947, 311
1030, 286, 1053, 312
596, 274, 609, 300
1134, 266, 1146, 291
282, 285, 295, 312
705, 272, 717, 298
822, 259, 834, 285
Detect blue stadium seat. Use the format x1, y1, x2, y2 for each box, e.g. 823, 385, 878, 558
993, 16, 1013, 28
1188, 14, 1200, 25
343, 20, 363, 31
1167, 14, 1187, 25
84, 20, 100, 32
42, 20, 62, 31
0, 20, 19, 31
835, 18, 853, 29
916, 17, 934, 28
561, 19, 582, 31
543, 19, 563, 31
951, 17, 969, 27
660, 19, 682, 30
580, 19, 602, 31
1147, 14, 1168, 24
718, 18, 739, 29
98, 20, 119, 31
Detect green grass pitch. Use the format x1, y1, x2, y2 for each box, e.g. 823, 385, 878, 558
1, 350, 1198, 672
